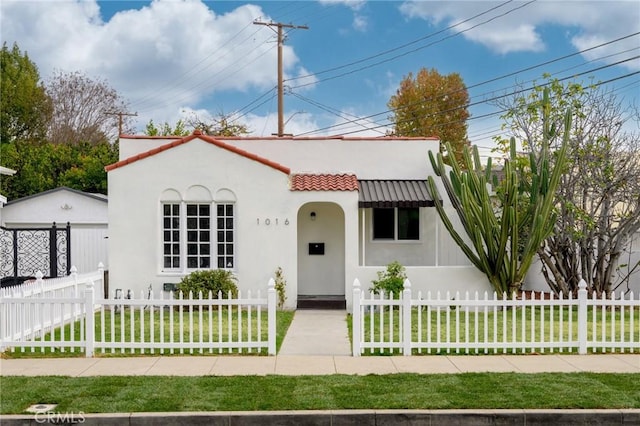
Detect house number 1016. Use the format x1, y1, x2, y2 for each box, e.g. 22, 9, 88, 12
257, 218, 289, 226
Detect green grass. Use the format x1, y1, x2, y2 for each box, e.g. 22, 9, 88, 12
350, 306, 640, 355
1, 373, 638, 413
2, 309, 295, 358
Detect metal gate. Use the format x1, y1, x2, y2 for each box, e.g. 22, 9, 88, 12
0, 222, 71, 287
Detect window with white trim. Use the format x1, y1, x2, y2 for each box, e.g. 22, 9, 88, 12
162, 203, 181, 269
373, 207, 420, 240
161, 202, 235, 271
186, 204, 211, 269
216, 204, 234, 268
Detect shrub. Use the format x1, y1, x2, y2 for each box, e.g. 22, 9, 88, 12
274, 267, 287, 309
176, 269, 238, 298
370, 261, 406, 299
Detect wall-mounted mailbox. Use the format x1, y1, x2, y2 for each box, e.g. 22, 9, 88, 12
163, 283, 177, 292
309, 242, 325, 255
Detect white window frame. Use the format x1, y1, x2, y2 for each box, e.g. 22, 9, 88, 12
160, 202, 236, 273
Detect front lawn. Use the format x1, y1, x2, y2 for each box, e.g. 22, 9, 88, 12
1, 373, 638, 413
349, 306, 640, 355
2, 309, 295, 358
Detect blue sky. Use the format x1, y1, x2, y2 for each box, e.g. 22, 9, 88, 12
1, 0, 639, 154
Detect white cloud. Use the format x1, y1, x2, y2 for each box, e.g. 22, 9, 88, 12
317, 0, 366, 11
0, 0, 312, 132
399, 0, 640, 67
318, 0, 369, 33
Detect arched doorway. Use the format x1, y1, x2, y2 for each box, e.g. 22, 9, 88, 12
297, 202, 345, 308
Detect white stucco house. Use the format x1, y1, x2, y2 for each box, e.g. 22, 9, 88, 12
106, 131, 491, 310
1, 187, 109, 275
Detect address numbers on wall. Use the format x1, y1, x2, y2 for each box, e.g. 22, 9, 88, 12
257, 218, 290, 226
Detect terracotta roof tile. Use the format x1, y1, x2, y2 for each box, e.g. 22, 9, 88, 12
290, 174, 359, 191
105, 131, 290, 174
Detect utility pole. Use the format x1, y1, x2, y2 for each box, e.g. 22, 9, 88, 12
253, 20, 308, 137
105, 111, 138, 135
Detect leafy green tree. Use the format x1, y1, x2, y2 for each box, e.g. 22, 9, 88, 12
494, 77, 640, 296
144, 119, 189, 136
0, 140, 117, 199
0, 42, 52, 144
388, 68, 470, 167
58, 141, 119, 193
426, 89, 571, 297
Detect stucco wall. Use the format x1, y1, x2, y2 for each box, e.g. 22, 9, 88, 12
226, 138, 439, 179
108, 139, 301, 302
111, 135, 489, 308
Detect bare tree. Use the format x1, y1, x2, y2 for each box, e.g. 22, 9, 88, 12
494, 78, 640, 296
46, 71, 133, 144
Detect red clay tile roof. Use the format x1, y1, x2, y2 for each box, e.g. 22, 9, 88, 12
290, 174, 359, 191
105, 130, 290, 174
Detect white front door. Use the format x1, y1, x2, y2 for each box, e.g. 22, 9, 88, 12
297, 202, 345, 295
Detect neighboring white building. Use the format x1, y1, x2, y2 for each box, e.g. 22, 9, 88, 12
107, 131, 491, 310
1, 187, 109, 274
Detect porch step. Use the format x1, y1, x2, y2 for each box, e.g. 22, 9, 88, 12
297, 295, 346, 310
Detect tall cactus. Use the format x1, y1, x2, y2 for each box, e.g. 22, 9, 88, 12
426, 88, 571, 297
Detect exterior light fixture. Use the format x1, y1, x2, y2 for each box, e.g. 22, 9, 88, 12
310, 211, 316, 221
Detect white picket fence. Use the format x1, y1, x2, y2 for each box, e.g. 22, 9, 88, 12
352, 279, 640, 356
0, 271, 277, 356
0, 264, 104, 345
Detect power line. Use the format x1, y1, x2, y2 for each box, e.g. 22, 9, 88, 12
293, 39, 640, 137
105, 110, 138, 135
295, 57, 640, 137
286, 0, 517, 84
253, 20, 309, 136
288, 0, 537, 90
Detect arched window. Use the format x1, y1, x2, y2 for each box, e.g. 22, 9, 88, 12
160, 187, 237, 272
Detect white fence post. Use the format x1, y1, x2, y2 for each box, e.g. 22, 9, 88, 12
97, 262, 105, 302
577, 279, 588, 355
267, 278, 276, 356
352, 279, 361, 357
35, 270, 44, 292
70, 265, 78, 291
85, 281, 95, 357
402, 279, 412, 356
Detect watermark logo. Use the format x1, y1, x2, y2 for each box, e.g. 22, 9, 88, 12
34, 411, 85, 424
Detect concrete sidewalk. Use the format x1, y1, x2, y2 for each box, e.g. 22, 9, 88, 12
1, 354, 638, 377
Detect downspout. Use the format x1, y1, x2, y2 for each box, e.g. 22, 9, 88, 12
360, 208, 365, 266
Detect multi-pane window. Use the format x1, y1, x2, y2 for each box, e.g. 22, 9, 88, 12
162, 204, 181, 269
162, 202, 235, 271
373, 207, 419, 240
217, 204, 234, 268
186, 204, 211, 269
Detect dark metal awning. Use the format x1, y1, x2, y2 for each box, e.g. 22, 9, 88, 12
358, 180, 435, 208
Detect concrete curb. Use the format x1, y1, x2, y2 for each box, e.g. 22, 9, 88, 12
2, 409, 640, 425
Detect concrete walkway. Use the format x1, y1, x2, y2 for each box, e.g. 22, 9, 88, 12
279, 309, 351, 356
1, 353, 638, 376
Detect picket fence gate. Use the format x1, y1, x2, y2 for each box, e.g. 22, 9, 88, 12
352, 278, 639, 356
0, 268, 277, 356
